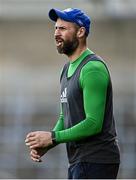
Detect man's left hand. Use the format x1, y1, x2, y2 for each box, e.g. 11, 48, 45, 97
25, 131, 52, 149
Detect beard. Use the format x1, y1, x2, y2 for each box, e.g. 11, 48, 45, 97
56, 34, 79, 56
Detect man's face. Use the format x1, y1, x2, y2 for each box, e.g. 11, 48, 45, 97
54, 18, 79, 56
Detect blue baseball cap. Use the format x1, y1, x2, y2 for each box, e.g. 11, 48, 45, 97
48, 8, 91, 36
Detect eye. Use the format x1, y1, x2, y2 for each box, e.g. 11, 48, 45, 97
55, 26, 67, 31
59, 27, 66, 30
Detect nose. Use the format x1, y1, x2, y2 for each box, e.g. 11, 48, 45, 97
54, 28, 61, 37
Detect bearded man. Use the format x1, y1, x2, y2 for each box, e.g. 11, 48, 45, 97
25, 8, 120, 179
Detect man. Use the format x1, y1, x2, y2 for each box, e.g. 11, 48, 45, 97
25, 8, 120, 179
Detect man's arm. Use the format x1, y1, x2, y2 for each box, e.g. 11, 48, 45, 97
53, 107, 64, 131
53, 62, 109, 143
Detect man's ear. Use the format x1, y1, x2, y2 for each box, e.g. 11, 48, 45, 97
77, 27, 86, 38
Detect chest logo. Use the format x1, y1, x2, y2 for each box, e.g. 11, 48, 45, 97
61, 88, 67, 103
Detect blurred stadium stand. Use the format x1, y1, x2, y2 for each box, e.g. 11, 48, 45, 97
0, 0, 136, 178
0, 0, 136, 20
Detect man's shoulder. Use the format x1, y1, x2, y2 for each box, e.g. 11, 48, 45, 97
81, 57, 109, 76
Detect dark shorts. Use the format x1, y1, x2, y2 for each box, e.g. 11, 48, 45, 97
68, 162, 119, 179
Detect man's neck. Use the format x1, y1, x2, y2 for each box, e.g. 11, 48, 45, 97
67, 45, 87, 62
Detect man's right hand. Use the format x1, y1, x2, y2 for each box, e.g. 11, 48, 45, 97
30, 148, 48, 162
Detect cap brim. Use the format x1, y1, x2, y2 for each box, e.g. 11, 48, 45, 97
48, 8, 71, 22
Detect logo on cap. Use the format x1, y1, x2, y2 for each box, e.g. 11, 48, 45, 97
64, 8, 73, 12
